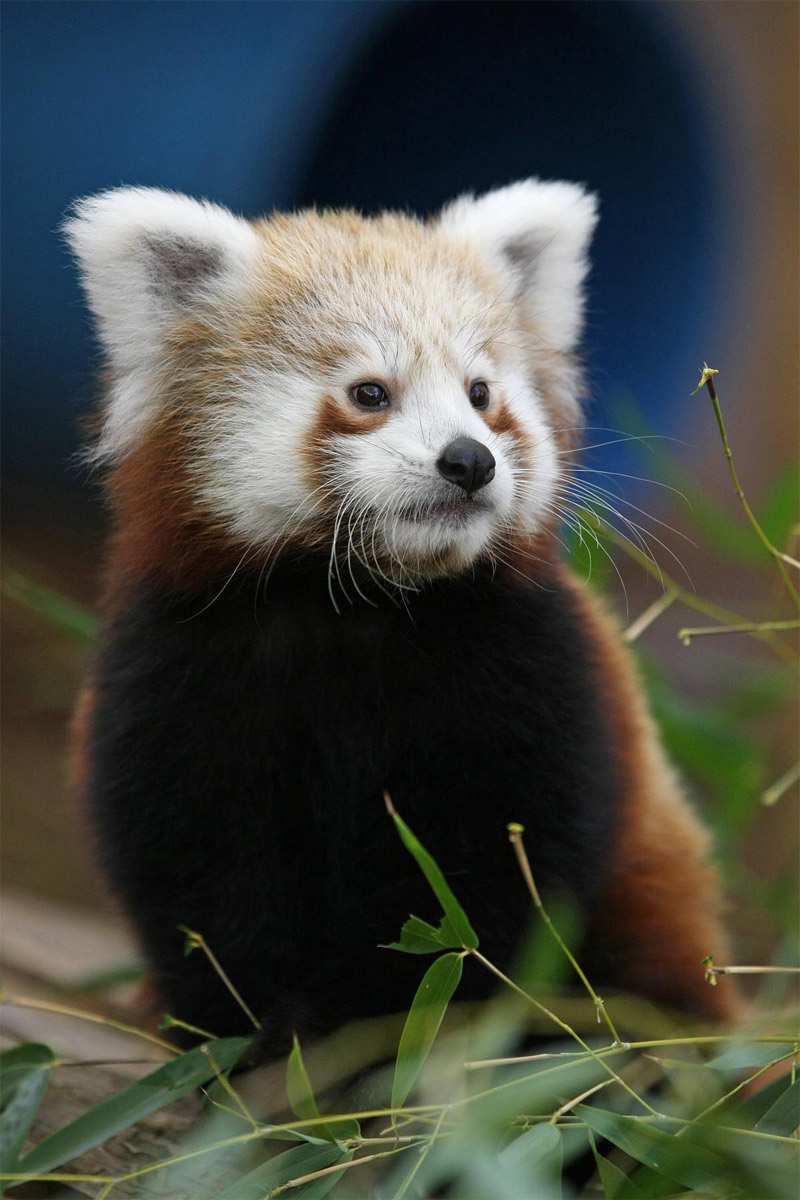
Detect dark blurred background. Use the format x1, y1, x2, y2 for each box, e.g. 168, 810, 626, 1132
2, 2, 797, 973
4, 0, 797, 488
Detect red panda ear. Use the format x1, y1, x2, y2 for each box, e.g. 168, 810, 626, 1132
64, 187, 261, 371
64, 187, 261, 459
437, 179, 598, 353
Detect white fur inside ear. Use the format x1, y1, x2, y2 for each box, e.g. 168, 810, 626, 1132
438, 179, 598, 352
64, 187, 262, 458
64, 187, 261, 370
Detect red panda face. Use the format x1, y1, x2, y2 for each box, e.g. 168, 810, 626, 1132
65, 183, 597, 592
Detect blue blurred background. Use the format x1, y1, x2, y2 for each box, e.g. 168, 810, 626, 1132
1, 1, 797, 916
2, 0, 750, 486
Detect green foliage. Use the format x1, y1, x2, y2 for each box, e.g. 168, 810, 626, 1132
2, 823, 798, 1198
382, 913, 461, 955
1, 569, 97, 641
3, 369, 797, 1196
287, 1037, 359, 1144
577, 1106, 727, 1192
4, 803, 798, 1197
640, 656, 770, 836
208, 1142, 350, 1200
2, 1036, 249, 1191
0, 1045, 54, 1191
385, 796, 479, 949
755, 1079, 800, 1137
499, 1122, 563, 1189
391, 951, 464, 1109
0, 1044, 54, 1110
590, 1132, 641, 1200
707, 1042, 797, 1072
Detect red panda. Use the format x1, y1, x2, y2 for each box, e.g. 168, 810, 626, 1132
65, 181, 735, 1056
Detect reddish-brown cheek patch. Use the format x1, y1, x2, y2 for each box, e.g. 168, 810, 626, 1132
480, 399, 518, 439
302, 392, 390, 491
481, 400, 535, 475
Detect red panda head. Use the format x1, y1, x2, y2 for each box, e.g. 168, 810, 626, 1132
65, 182, 597, 595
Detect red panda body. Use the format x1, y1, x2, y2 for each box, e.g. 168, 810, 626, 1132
66, 182, 734, 1055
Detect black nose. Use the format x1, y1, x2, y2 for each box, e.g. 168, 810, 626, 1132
436, 437, 496, 496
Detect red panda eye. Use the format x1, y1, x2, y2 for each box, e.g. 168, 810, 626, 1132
351, 383, 390, 410
469, 381, 490, 409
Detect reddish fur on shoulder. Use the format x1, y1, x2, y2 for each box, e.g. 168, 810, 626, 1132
559, 568, 739, 1022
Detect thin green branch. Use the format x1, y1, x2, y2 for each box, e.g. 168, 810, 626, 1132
468, 948, 657, 1115
683, 1046, 800, 1129
273, 1143, 419, 1195
762, 761, 800, 806
202, 1044, 261, 1132
692, 365, 800, 610
179, 926, 260, 1031
705, 964, 800, 979
578, 510, 797, 665
465, 1034, 796, 1071
507, 822, 624, 1046
0, 992, 178, 1054
678, 619, 800, 645
623, 589, 678, 642
550, 1079, 611, 1122
390, 1106, 449, 1200
159, 1013, 217, 1040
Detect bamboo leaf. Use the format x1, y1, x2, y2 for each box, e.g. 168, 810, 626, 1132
207, 1141, 348, 1200
16, 1036, 249, 1178
707, 1042, 795, 1072
615, 1166, 687, 1199
0, 1055, 52, 1187
0, 1044, 54, 1110
728, 1074, 796, 1129
385, 798, 478, 948
500, 1122, 562, 1191
382, 913, 460, 954
287, 1036, 330, 1140
286, 1038, 358, 1145
755, 1078, 800, 1136
757, 460, 800, 549
577, 1106, 727, 1193
286, 1166, 352, 1199
392, 952, 463, 1109
1, 570, 97, 641
588, 1131, 643, 1199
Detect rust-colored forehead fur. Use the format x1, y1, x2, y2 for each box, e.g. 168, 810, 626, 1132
222, 209, 523, 372
159, 207, 578, 475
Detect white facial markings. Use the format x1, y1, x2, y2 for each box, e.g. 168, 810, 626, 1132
311, 337, 548, 576
191, 309, 566, 584
493, 361, 562, 532
67, 182, 595, 585
195, 366, 323, 545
